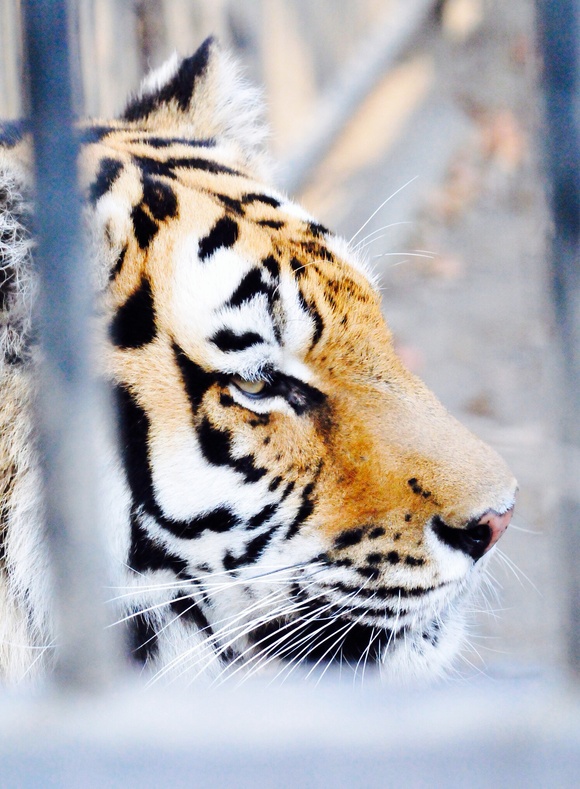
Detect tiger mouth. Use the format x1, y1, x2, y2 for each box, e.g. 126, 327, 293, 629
248, 608, 406, 666
244, 581, 451, 667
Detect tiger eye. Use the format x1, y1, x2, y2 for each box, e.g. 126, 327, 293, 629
233, 377, 267, 396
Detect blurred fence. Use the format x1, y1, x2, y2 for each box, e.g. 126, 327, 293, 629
2, 0, 439, 193
1, 0, 398, 140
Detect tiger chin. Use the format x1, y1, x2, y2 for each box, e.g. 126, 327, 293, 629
0, 37, 516, 685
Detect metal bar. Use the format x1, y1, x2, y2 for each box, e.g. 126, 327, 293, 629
536, 0, 580, 677
22, 0, 119, 690
278, 0, 439, 194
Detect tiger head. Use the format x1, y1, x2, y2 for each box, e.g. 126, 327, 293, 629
75, 38, 517, 681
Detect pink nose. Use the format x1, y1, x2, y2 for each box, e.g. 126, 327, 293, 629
478, 507, 513, 553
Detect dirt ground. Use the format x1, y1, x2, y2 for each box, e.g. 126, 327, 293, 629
299, 0, 563, 678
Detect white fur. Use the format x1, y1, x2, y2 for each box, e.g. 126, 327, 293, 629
138, 53, 181, 98
0, 166, 35, 364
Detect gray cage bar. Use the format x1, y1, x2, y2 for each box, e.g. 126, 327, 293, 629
23, 0, 119, 690
536, 0, 580, 677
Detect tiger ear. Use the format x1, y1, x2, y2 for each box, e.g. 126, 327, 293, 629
121, 37, 269, 168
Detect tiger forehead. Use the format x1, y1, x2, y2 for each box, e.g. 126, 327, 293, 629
83, 133, 371, 281
83, 134, 333, 245
85, 131, 382, 366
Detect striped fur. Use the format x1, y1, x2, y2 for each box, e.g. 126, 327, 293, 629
0, 39, 516, 683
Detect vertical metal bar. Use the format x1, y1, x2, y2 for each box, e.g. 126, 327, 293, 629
536, 0, 580, 677
22, 0, 119, 690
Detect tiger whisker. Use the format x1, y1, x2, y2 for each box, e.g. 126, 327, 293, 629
107, 559, 320, 599
18, 641, 57, 681
495, 549, 540, 594
276, 602, 373, 685
107, 564, 324, 610
304, 607, 376, 682
155, 574, 330, 685
349, 176, 418, 244
216, 578, 367, 686
248, 581, 375, 685
371, 251, 435, 260
147, 586, 297, 686
211, 585, 343, 685
351, 221, 412, 250
355, 626, 379, 685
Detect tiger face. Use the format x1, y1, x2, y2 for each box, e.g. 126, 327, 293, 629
1, 38, 516, 683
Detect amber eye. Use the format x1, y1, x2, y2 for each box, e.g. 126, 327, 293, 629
232, 377, 268, 397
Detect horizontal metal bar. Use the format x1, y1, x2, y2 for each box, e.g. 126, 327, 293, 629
0, 675, 579, 787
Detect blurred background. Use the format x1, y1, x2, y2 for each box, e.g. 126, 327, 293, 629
3, 0, 559, 678
1, 0, 578, 784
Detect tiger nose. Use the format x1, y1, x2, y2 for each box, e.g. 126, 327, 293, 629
477, 507, 513, 553
432, 506, 513, 561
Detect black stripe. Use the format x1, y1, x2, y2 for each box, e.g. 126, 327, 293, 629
132, 136, 216, 149
334, 581, 438, 601
165, 157, 242, 176
197, 418, 232, 467
242, 193, 281, 208
109, 245, 127, 281
257, 220, 284, 229
173, 344, 218, 411
261, 255, 280, 279
281, 480, 295, 500
233, 456, 267, 484
290, 257, 306, 277
133, 155, 241, 179
308, 222, 329, 237
223, 526, 279, 570
248, 503, 278, 530
116, 385, 244, 543
131, 204, 159, 249
170, 592, 213, 633
285, 483, 316, 540
297, 290, 324, 349
198, 418, 267, 483
115, 385, 158, 514
301, 240, 334, 263
123, 37, 213, 121
128, 612, 159, 665
210, 328, 264, 352
216, 194, 244, 215
227, 268, 273, 308
198, 216, 239, 261
129, 511, 189, 576
89, 157, 123, 205
110, 277, 156, 349
160, 507, 240, 539
309, 307, 324, 348
142, 176, 178, 221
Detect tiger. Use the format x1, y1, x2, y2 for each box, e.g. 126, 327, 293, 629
0, 37, 516, 684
